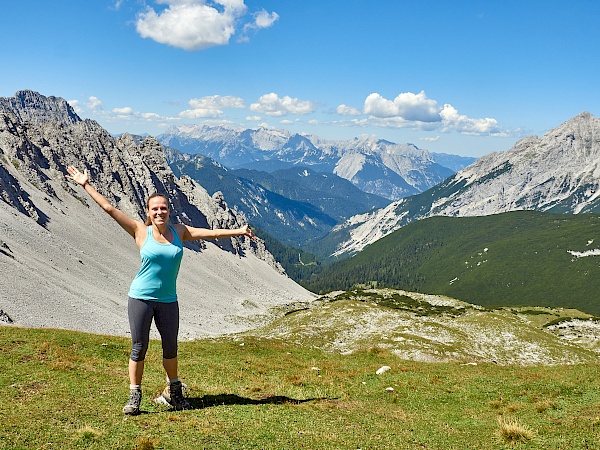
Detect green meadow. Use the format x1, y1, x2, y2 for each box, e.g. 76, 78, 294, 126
2, 325, 599, 449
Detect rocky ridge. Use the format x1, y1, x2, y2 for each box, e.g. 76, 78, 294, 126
0, 90, 276, 260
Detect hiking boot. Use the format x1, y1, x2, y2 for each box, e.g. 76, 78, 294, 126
157, 381, 191, 410
122, 389, 142, 415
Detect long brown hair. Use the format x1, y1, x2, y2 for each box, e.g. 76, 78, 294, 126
144, 193, 169, 226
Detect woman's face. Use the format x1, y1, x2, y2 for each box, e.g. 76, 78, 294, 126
147, 196, 170, 226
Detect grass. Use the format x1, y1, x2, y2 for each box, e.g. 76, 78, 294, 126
496, 417, 535, 445
2, 326, 600, 449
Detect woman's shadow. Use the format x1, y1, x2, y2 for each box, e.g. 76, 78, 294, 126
186, 393, 328, 410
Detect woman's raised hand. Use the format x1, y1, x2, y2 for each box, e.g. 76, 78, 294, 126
241, 224, 256, 240
66, 166, 89, 187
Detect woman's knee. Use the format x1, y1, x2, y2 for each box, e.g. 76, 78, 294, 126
162, 342, 178, 360
130, 342, 148, 362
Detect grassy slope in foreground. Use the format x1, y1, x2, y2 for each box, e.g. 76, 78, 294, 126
1, 325, 600, 449
303, 210, 600, 315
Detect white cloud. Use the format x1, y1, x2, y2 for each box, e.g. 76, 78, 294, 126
141, 112, 163, 120
439, 104, 502, 135
179, 108, 222, 118
113, 106, 134, 115
69, 96, 176, 124
364, 91, 440, 122
352, 90, 507, 136
250, 93, 316, 116
188, 95, 245, 109
332, 117, 369, 128
85, 96, 103, 111
279, 119, 293, 125
110, 107, 166, 121
68, 99, 83, 114
254, 9, 278, 28
107, 105, 173, 122
135, 1, 275, 50
420, 136, 440, 142
336, 104, 361, 116
180, 94, 245, 118
243, 9, 278, 32
246, 115, 262, 121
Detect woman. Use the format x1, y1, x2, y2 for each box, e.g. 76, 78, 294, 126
66, 166, 255, 415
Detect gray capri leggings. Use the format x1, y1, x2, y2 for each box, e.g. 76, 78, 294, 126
128, 297, 179, 362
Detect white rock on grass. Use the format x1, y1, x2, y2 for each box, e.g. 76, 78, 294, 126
376, 365, 391, 375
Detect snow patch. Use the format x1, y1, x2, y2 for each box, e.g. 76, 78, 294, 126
567, 249, 600, 258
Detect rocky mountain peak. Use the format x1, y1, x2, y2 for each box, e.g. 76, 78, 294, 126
0, 90, 81, 127
0, 90, 317, 339
157, 125, 457, 200
0, 90, 282, 270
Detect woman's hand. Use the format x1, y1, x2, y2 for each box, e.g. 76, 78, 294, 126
66, 166, 89, 187
240, 225, 256, 240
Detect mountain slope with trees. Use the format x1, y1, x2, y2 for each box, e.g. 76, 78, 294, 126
303, 210, 600, 315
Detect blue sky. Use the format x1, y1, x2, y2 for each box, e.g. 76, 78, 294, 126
1, 1, 599, 157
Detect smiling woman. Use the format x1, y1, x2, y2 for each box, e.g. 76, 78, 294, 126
65, 166, 255, 415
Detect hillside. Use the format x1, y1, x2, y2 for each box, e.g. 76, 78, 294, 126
246, 288, 600, 365
303, 211, 600, 315
233, 166, 390, 221
250, 225, 324, 283
326, 112, 600, 258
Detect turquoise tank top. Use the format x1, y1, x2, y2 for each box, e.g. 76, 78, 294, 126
128, 225, 183, 302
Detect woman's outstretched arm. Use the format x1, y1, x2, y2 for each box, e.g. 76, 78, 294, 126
66, 166, 143, 239
178, 223, 256, 242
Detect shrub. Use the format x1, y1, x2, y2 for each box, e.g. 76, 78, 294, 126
496, 416, 535, 445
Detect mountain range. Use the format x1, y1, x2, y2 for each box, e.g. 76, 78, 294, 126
0, 90, 313, 337
323, 112, 600, 259
157, 124, 474, 201
166, 147, 389, 247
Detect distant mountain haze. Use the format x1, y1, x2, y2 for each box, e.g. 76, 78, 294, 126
157, 125, 472, 201
166, 145, 390, 247
166, 148, 339, 247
